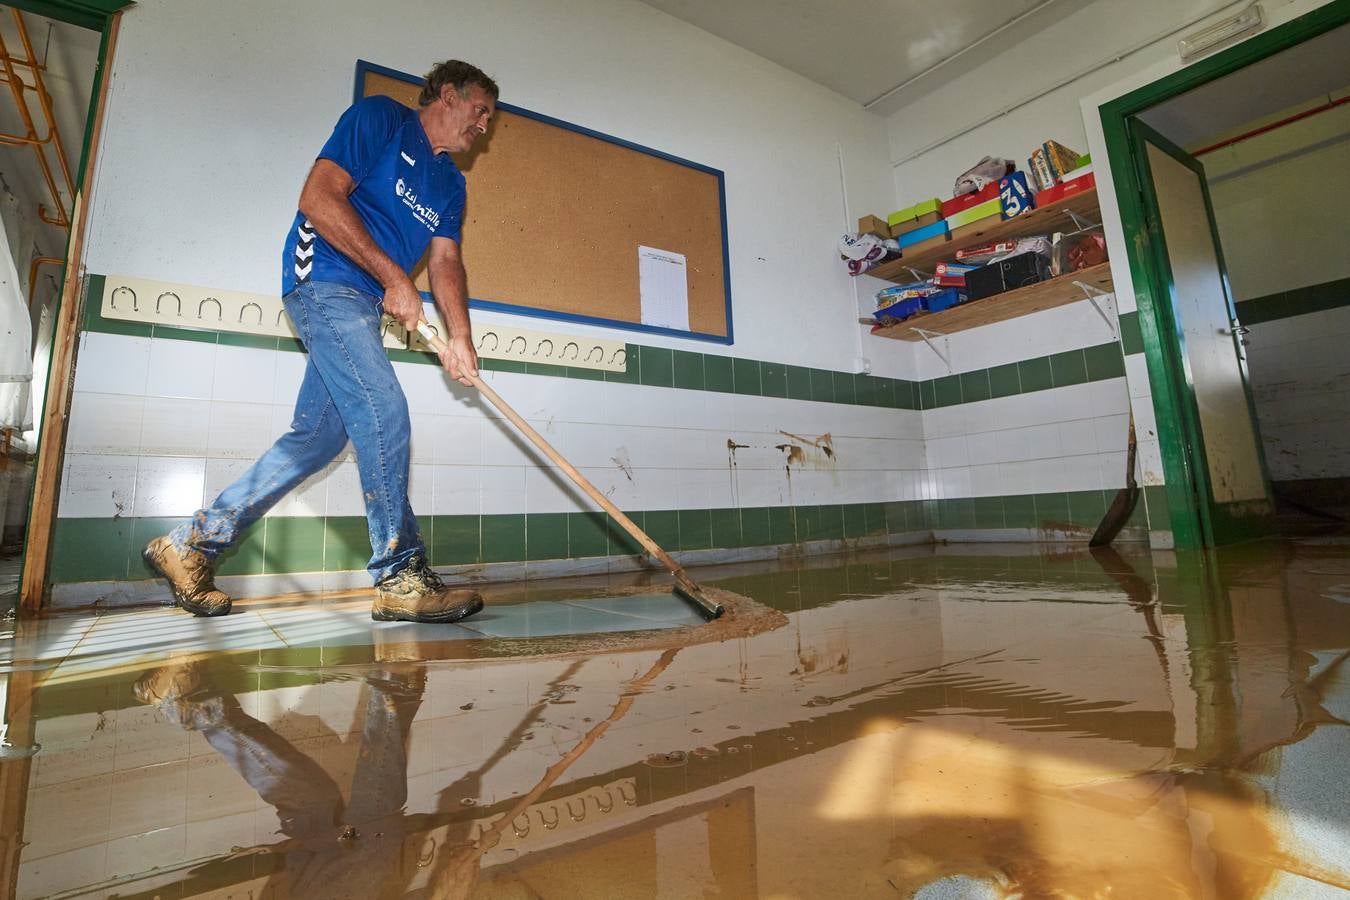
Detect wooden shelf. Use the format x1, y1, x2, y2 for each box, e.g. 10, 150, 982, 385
871, 262, 1114, 342
864, 186, 1101, 284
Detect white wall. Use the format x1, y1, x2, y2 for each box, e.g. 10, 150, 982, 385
83, 0, 894, 375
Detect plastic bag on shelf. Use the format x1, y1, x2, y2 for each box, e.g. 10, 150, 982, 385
953, 157, 1015, 197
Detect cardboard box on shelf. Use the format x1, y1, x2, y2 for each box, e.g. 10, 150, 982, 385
945, 197, 1002, 231
940, 182, 999, 219
1036, 171, 1095, 205
857, 215, 891, 238
999, 172, 1035, 219
896, 218, 949, 250
887, 198, 942, 229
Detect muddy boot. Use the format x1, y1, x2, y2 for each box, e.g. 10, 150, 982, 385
142, 536, 232, 617
372, 556, 483, 624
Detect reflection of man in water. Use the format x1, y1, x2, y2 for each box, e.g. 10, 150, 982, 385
134, 654, 424, 898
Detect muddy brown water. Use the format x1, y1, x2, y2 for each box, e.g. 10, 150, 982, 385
1, 536, 1348, 897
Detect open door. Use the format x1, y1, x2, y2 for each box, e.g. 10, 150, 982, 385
1129, 120, 1275, 545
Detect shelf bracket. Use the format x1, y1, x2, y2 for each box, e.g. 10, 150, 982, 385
904, 266, 933, 283
1074, 279, 1116, 338
911, 327, 951, 370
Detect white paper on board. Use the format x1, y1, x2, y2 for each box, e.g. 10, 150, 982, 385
637, 246, 689, 331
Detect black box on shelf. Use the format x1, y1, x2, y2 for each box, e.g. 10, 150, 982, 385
966, 252, 1052, 301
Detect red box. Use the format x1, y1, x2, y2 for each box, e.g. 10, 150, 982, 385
940, 182, 999, 219
1035, 172, 1095, 206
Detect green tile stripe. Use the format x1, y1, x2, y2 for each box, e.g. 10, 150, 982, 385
83, 274, 1126, 413
1116, 276, 1350, 356
51, 490, 1153, 584
1235, 275, 1350, 326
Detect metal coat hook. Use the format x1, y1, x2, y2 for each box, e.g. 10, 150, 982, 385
595, 788, 615, 813
416, 836, 436, 868
537, 804, 560, 830
508, 335, 527, 355
532, 338, 554, 357
562, 341, 580, 360
478, 331, 499, 352
585, 346, 604, 363
275, 308, 289, 327
238, 302, 263, 325
609, 348, 627, 366
110, 286, 137, 311
616, 782, 637, 806
565, 797, 587, 822
155, 291, 180, 316
511, 814, 531, 838
197, 297, 223, 321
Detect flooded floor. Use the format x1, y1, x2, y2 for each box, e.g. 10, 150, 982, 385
1, 536, 1348, 898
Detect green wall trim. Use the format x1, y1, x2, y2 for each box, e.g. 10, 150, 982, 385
52, 489, 1150, 585
84, 275, 1127, 414
1236, 275, 1350, 326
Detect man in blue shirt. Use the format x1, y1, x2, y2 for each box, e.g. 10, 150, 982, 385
143, 61, 497, 623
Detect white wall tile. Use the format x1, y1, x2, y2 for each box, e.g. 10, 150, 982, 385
1058, 419, 1099, 457
324, 462, 365, 517
139, 397, 211, 457
75, 332, 150, 397
636, 467, 680, 510
205, 400, 275, 459
211, 345, 276, 403
480, 418, 535, 468
525, 465, 587, 514
133, 456, 206, 516
431, 464, 480, 516
146, 338, 215, 400
265, 462, 331, 518
59, 453, 139, 518
66, 392, 144, 455
202, 458, 250, 505
271, 351, 307, 405
408, 463, 434, 515
479, 466, 526, 515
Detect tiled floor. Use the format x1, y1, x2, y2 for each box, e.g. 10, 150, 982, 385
2, 590, 705, 684
1, 538, 1348, 898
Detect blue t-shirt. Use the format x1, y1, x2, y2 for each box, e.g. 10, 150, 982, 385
281, 95, 466, 298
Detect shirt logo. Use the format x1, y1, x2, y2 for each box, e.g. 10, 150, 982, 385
394, 178, 440, 232
400, 151, 416, 166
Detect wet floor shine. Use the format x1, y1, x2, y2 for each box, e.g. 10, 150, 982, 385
1, 537, 1347, 898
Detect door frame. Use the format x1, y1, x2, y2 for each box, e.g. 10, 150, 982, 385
6, 0, 130, 614
1128, 118, 1275, 545
1098, 0, 1350, 549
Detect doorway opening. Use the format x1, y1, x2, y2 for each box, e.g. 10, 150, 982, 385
1100, 3, 1350, 549
0, 5, 99, 613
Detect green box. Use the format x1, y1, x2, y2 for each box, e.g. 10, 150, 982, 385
887, 197, 941, 227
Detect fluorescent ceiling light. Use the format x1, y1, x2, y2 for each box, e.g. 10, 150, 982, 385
1178, 4, 1264, 61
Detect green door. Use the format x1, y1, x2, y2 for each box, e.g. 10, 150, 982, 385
1130, 120, 1275, 545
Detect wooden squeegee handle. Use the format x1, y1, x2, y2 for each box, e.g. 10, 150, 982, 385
416, 323, 700, 590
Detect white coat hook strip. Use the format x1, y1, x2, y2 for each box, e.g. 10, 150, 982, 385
101, 274, 629, 372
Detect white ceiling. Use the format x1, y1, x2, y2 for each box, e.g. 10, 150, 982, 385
1139, 21, 1350, 147
638, 0, 1095, 116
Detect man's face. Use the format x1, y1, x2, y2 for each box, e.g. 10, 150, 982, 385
442, 84, 495, 153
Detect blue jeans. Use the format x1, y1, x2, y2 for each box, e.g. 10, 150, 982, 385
171, 281, 423, 583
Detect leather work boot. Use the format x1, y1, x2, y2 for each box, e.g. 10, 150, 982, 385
372, 556, 483, 624
142, 536, 232, 617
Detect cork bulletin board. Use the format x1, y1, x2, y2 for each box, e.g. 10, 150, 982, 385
356, 61, 733, 343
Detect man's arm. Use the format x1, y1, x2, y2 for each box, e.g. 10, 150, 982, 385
427, 235, 479, 385
297, 159, 424, 328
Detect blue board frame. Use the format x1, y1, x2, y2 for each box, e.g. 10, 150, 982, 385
353, 60, 734, 345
